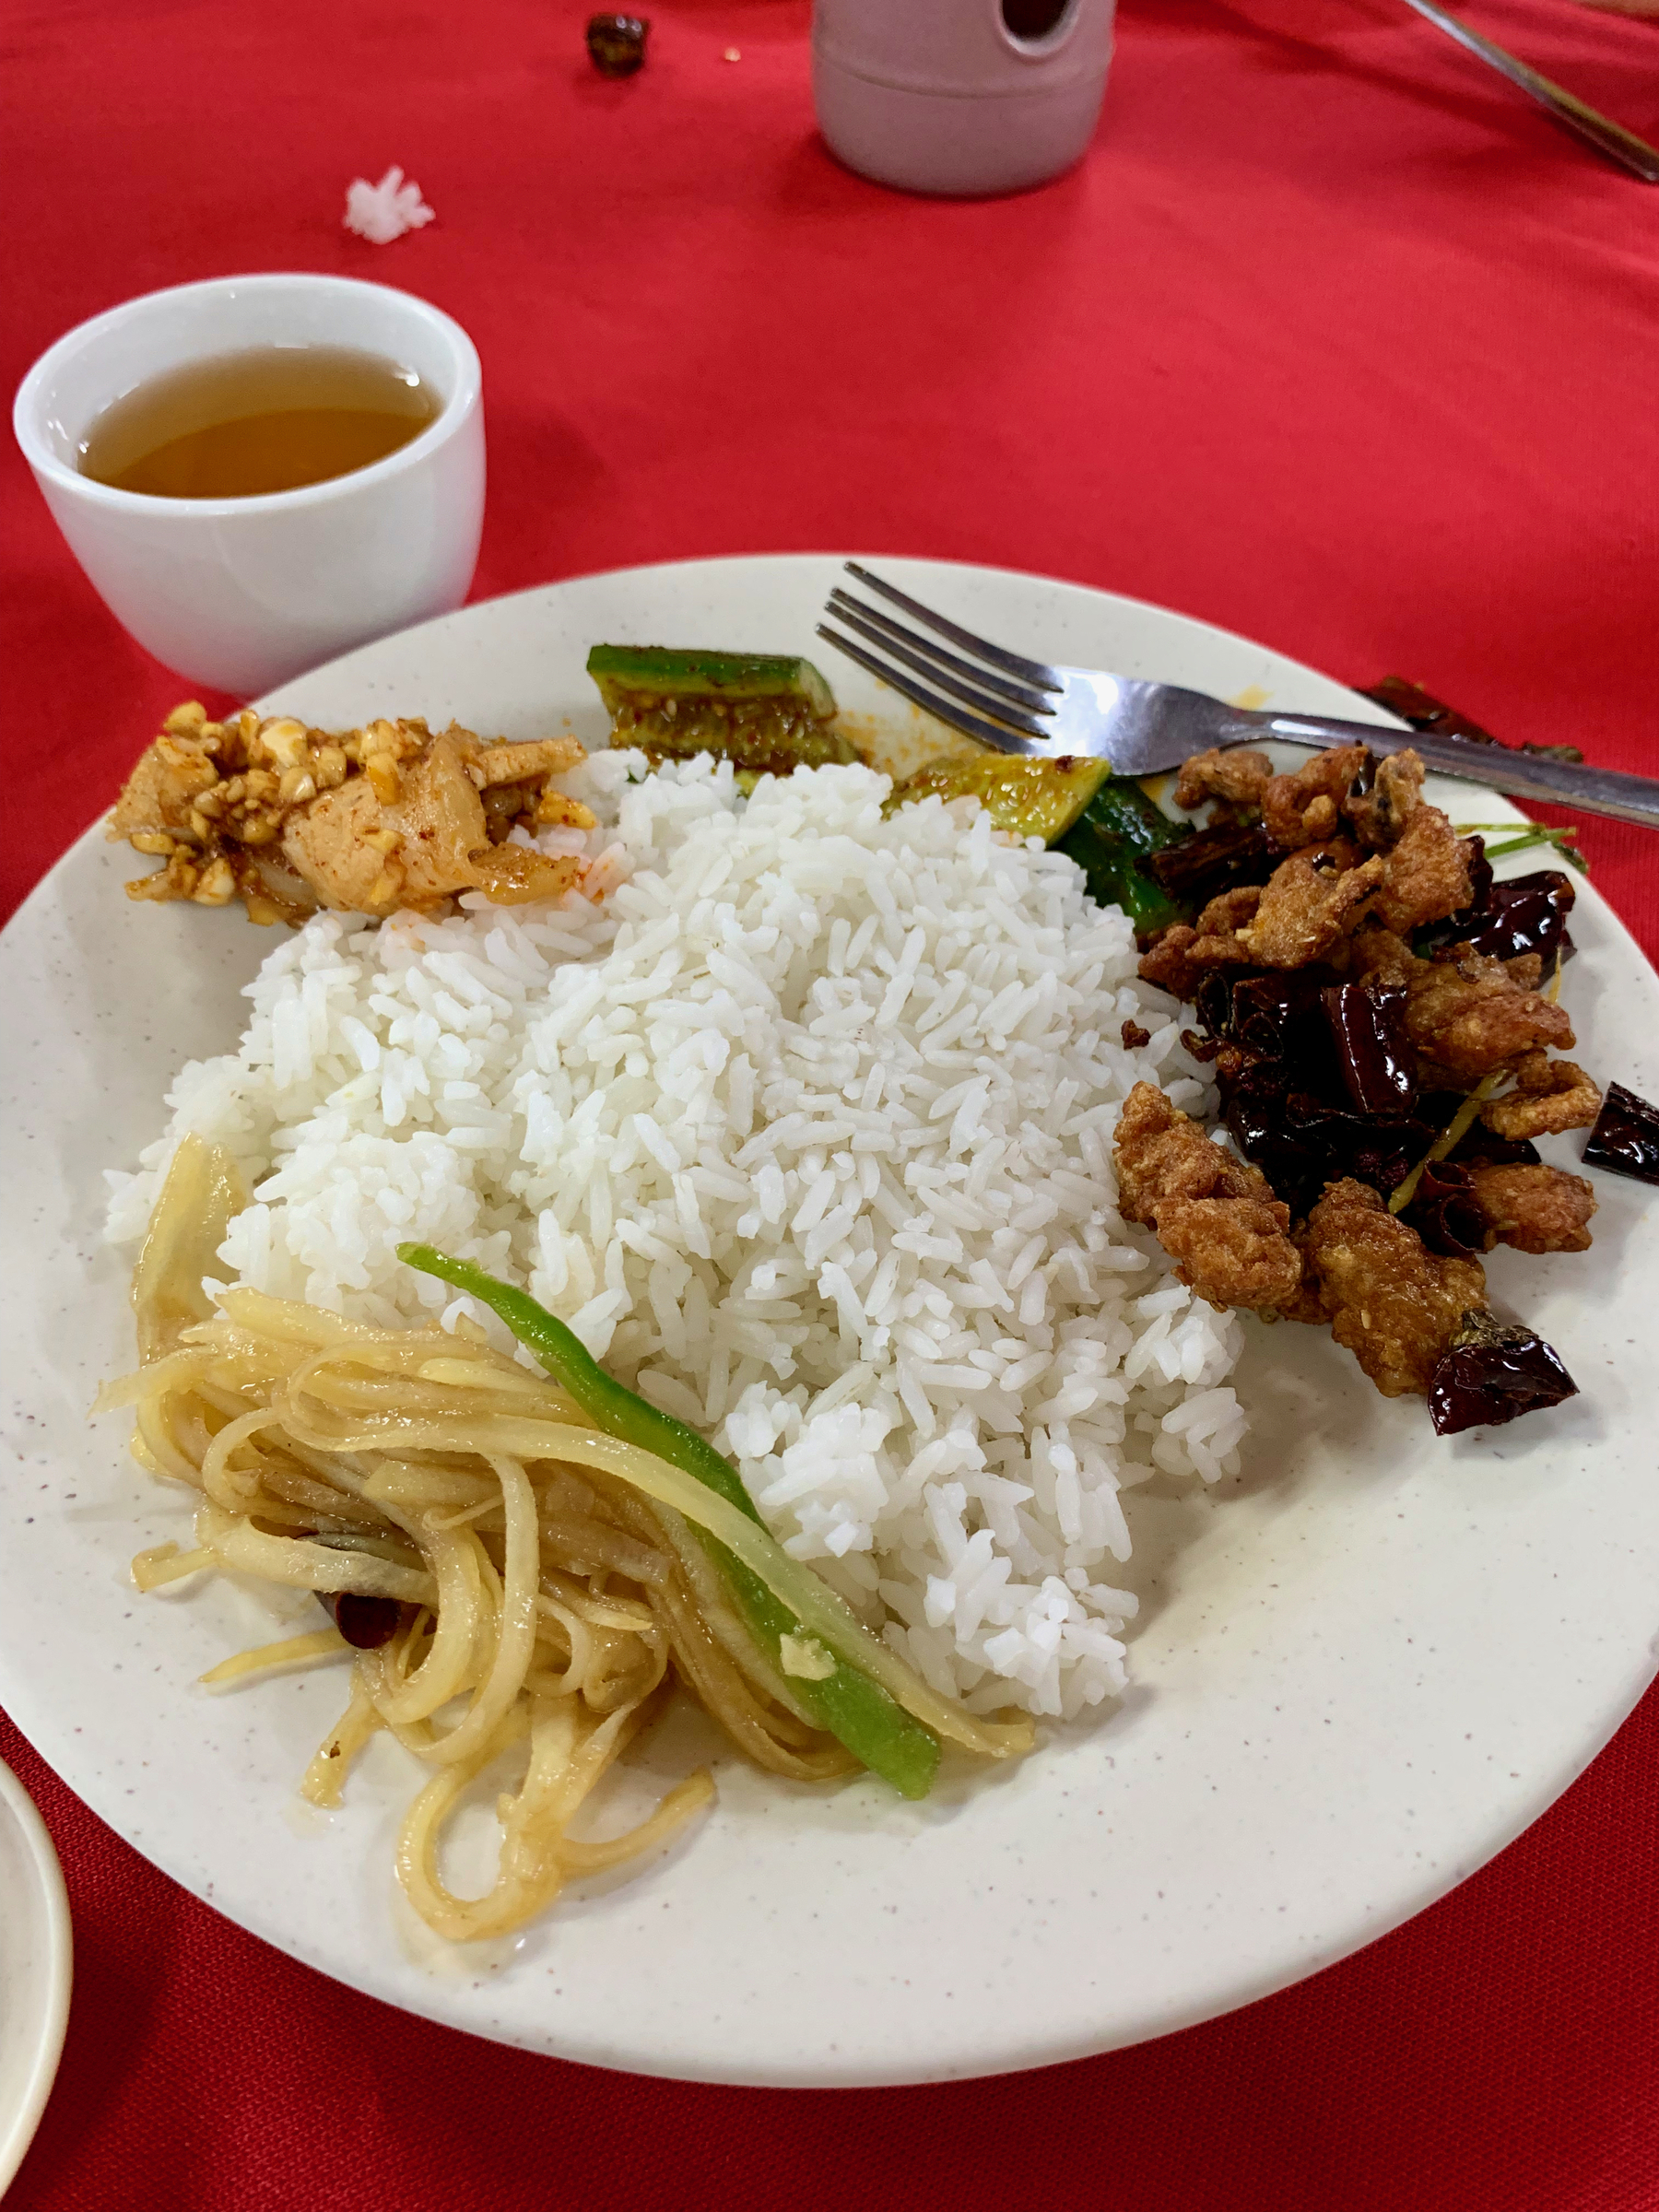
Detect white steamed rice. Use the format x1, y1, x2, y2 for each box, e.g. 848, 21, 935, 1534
106, 753, 1248, 1722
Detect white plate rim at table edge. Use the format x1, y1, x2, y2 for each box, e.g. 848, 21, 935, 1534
0, 551, 1655, 2088
0, 1759, 72, 2195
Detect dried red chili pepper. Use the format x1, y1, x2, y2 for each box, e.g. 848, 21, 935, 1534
1322, 982, 1415, 1116
1404, 1160, 1488, 1260
1417, 867, 1577, 973
1355, 679, 1583, 763
1582, 1082, 1659, 1188
1144, 820, 1283, 907
1429, 1311, 1578, 1435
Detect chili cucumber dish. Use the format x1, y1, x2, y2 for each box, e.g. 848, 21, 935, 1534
96, 643, 1655, 1945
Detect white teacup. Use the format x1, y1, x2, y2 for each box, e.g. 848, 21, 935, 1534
12, 273, 485, 697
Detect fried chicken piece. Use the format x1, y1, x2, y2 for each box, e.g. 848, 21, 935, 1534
1136, 924, 1257, 1000
1194, 885, 1263, 936
1277, 1273, 1335, 1328
281, 736, 466, 913
1260, 744, 1371, 851
1371, 804, 1474, 935
1237, 849, 1384, 968
1302, 743, 1372, 798
112, 707, 589, 924
1349, 930, 1575, 1086
1174, 747, 1276, 811
112, 708, 319, 920
1411, 959, 1576, 1088
1260, 782, 1307, 853
1113, 1082, 1301, 1311
1347, 747, 1423, 849
465, 844, 587, 906
1296, 1178, 1487, 1397
472, 737, 585, 787
285, 728, 584, 917
1467, 1163, 1596, 1255
1347, 925, 1413, 986
1115, 1082, 1256, 1217
1151, 1200, 1303, 1312
1142, 884, 1271, 993
272, 779, 386, 912
1263, 785, 1339, 846
109, 728, 222, 842
1481, 1054, 1602, 1141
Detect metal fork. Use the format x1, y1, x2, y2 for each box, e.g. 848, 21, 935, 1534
818, 564, 1659, 832
1399, 0, 1659, 188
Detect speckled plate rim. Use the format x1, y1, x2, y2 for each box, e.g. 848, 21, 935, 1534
1, 553, 1657, 2088
0, 1760, 72, 2195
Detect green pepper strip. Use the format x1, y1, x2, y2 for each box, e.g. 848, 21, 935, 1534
397, 1245, 940, 1800
1450, 822, 1588, 876
1054, 780, 1193, 937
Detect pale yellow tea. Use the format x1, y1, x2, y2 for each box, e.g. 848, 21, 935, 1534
79, 345, 440, 499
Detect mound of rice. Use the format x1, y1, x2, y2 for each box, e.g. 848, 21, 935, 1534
107, 754, 1247, 1721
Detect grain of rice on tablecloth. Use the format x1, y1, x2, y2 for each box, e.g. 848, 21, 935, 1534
107, 755, 1249, 1720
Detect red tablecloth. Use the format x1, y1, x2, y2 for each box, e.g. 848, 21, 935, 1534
5, 0, 1659, 2204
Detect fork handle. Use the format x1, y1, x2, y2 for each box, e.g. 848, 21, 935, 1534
1218, 711, 1659, 833
1398, 0, 1659, 186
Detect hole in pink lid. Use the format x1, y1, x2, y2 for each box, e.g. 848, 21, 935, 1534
1001, 0, 1071, 39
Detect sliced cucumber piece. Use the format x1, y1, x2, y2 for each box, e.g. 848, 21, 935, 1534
587, 645, 837, 719
888, 750, 1194, 937
888, 753, 1112, 844
586, 644, 851, 776
1055, 782, 1194, 938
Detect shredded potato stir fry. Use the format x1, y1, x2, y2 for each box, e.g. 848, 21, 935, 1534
103, 1295, 873, 1938
100, 1139, 1025, 1943
97, 1151, 877, 1939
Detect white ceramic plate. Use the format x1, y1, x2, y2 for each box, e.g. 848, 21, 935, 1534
0, 1762, 72, 2194
2, 556, 1657, 2088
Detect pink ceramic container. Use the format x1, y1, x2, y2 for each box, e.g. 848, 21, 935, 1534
812, 0, 1115, 197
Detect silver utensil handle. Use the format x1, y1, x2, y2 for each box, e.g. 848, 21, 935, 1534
1221, 710, 1659, 832
1399, 0, 1659, 185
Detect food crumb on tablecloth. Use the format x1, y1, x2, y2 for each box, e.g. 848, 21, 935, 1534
343, 166, 436, 244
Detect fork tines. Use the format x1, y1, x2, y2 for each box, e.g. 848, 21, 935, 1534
817, 563, 1062, 754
